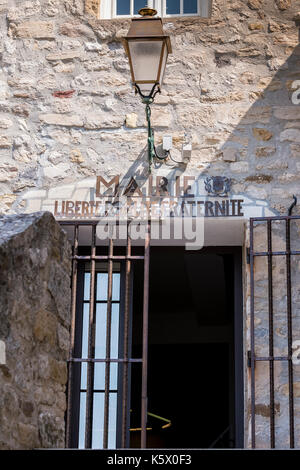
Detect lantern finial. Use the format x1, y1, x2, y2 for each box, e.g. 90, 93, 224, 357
138, 7, 157, 17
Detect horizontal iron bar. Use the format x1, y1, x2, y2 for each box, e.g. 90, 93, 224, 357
250, 216, 300, 221
83, 300, 120, 304
80, 389, 118, 394
73, 255, 144, 260
68, 358, 143, 363
251, 251, 300, 257
254, 356, 291, 361
59, 221, 105, 226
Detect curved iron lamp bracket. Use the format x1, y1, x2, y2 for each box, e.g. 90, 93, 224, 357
134, 82, 169, 172
288, 195, 297, 216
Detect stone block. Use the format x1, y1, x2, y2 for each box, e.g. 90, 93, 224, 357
255, 146, 276, 157
247, 0, 262, 9
59, 22, 95, 39
0, 118, 13, 129
70, 148, 84, 164
7, 1, 41, 22
46, 51, 82, 61
241, 107, 272, 124
17, 423, 39, 448
0, 136, 12, 148
280, 129, 300, 143
84, 112, 124, 129
275, 0, 291, 10
125, 113, 138, 128
274, 107, 300, 120
252, 128, 273, 141
230, 161, 249, 173
12, 21, 54, 39
38, 412, 65, 448
222, 148, 237, 162
149, 108, 173, 128
85, 0, 100, 17
39, 114, 84, 127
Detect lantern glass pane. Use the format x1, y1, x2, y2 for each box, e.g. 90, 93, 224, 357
159, 42, 168, 87
128, 40, 163, 94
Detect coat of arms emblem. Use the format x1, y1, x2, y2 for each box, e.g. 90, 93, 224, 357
204, 176, 231, 197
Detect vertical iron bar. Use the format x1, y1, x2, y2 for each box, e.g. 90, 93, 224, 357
121, 225, 131, 448
250, 219, 256, 449
85, 225, 96, 448
267, 220, 275, 448
103, 239, 113, 449
286, 218, 295, 448
66, 224, 79, 448
141, 222, 150, 449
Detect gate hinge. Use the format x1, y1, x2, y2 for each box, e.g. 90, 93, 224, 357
246, 247, 250, 264
247, 350, 252, 367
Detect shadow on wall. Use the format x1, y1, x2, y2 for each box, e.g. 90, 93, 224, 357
204, 41, 300, 216
116, 40, 300, 217
16, 18, 300, 221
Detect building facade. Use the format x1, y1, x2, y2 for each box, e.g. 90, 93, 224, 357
1, 0, 300, 450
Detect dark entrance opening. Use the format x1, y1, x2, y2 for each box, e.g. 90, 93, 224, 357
130, 246, 243, 449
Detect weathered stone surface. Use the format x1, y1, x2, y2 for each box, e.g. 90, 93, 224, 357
274, 107, 300, 120
84, 112, 124, 129
70, 148, 84, 163
0, 212, 71, 449
11, 21, 54, 39
222, 147, 237, 162
230, 161, 249, 173
0, 136, 12, 148
249, 23, 264, 31
241, 107, 272, 124
247, 0, 262, 9
38, 412, 65, 448
0, 118, 13, 129
59, 22, 95, 39
252, 128, 273, 141
255, 146, 276, 157
46, 51, 82, 61
275, 0, 291, 10
125, 113, 138, 128
39, 113, 84, 127
85, 0, 99, 17
7, 1, 41, 21
280, 128, 300, 142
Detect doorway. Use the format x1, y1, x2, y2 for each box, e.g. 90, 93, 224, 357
130, 246, 243, 448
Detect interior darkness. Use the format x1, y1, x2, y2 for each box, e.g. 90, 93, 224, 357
129, 247, 237, 449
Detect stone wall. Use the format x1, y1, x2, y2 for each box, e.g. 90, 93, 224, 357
0, 0, 299, 216
0, 0, 300, 449
0, 211, 71, 449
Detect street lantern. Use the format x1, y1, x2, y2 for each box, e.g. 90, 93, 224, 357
122, 7, 172, 171
122, 7, 172, 99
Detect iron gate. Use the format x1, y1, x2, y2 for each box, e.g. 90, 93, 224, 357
60, 221, 150, 449
249, 214, 300, 449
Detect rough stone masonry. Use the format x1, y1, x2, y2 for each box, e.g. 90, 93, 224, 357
0, 212, 71, 449
0, 0, 300, 216
0, 0, 300, 449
